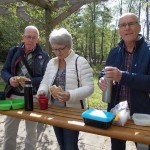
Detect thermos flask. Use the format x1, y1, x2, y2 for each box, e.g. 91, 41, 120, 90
24, 80, 33, 111
102, 79, 112, 103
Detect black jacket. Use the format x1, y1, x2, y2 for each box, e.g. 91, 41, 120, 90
99, 36, 150, 115
1, 43, 50, 95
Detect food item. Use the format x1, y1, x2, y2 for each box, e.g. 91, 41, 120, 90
16, 76, 27, 83
50, 85, 63, 99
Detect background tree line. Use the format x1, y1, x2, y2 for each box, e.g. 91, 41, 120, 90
0, 0, 149, 67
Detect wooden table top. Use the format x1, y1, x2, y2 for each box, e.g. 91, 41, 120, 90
0, 103, 149, 145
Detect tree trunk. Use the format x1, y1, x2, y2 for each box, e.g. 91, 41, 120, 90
93, 2, 96, 65
100, 29, 104, 64
45, 8, 52, 54
146, 0, 149, 41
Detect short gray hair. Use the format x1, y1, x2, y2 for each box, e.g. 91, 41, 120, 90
49, 28, 73, 48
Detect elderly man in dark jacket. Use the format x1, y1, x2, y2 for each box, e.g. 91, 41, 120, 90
98, 13, 150, 150
1, 25, 50, 150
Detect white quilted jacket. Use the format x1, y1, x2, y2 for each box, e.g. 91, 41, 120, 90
38, 50, 94, 108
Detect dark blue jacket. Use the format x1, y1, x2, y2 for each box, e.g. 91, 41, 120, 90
101, 36, 150, 115
1, 43, 50, 94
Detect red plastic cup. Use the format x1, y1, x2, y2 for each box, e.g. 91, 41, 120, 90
38, 96, 48, 110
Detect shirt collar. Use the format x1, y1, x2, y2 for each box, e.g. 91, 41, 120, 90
22, 44, 36, 55
123, 44, 136, 54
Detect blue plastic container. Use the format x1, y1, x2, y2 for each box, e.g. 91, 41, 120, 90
82, 108, 115, 129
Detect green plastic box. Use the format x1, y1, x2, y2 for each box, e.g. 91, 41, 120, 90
12, 99, 25, 110
0, 99, 25, 110
0, 100, 12, 110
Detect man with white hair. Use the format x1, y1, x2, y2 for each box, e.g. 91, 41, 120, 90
98, 13, 150, 150
1, 25, 50, 150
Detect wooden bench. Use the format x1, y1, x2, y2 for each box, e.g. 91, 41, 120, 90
0, 103, 149, 145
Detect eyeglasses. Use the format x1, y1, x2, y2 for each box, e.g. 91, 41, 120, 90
24, 35, 38, 41
118, 21, 139, 29
52, 46, 67, 52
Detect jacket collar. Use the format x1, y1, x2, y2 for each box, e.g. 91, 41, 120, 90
65, 50, 75, 62
20, 43, 41, 54
53, 50, 75, 63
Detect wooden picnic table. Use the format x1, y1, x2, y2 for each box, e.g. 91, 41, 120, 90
0, 103, 149, 145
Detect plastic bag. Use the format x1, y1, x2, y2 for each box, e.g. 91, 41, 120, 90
110, 101, 130, 126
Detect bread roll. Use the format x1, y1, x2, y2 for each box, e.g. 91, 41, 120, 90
50, 85, 63, 99
16, 76, 26, 83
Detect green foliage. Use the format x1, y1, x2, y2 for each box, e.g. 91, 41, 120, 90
0, 1, 48, 58
57, 2, 119, 64
0, 0, 148, 62
0, 13, 26, 61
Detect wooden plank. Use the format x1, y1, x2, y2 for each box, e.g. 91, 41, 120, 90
36, 109, 82, 119
34, 103, 84, 114
57, 0, 88, 6
34, 108, 83, 120
125, 122, 150, 132
0, 0, 18, 4
34, 104, 84, 120
21, 0, 108, 9
21, 0, 49, 9
0, 106, 150, 145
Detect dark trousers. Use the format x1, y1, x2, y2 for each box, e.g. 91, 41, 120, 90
111, 138, 150, 150
53, 126, 79, 150
111, 138, 126, 150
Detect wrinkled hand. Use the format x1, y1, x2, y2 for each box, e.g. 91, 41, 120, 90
98, 66, 121, 91
9, 77, 19, 87
104, 66, 122, 82
98, 77, 107, 92
36, 90, 46, 99
18, 77, 30, 87
57, 91, 70, 102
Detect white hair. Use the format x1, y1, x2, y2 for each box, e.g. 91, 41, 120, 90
24, 25, 39, 37
49, 28, 73, 48
119, 13, 139, 23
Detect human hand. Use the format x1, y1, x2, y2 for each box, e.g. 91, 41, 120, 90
17, 76, 30, 87
57, 91, 70, 102
36, 90, 46, 99
98, 77, 107, 92
50, 85, 63, 99
104, 66, 122, 82
9, 77, 19, 87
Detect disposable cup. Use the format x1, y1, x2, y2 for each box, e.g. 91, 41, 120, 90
38, 96, 48, 110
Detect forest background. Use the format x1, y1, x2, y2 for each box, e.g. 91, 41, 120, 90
0, 0, 149, 109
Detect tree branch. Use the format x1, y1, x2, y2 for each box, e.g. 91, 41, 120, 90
49, 3, 84, 27
21, 0, 107, 9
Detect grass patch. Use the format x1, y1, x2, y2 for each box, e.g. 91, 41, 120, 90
87, 75, 107, 110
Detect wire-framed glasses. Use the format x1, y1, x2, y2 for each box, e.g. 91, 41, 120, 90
118, 21, 139, 29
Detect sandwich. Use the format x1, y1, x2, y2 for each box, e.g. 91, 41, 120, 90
50, 85, 63, 99
15, 76, 27, 83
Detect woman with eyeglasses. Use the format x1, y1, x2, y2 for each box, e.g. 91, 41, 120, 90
36, 28, 94, 150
